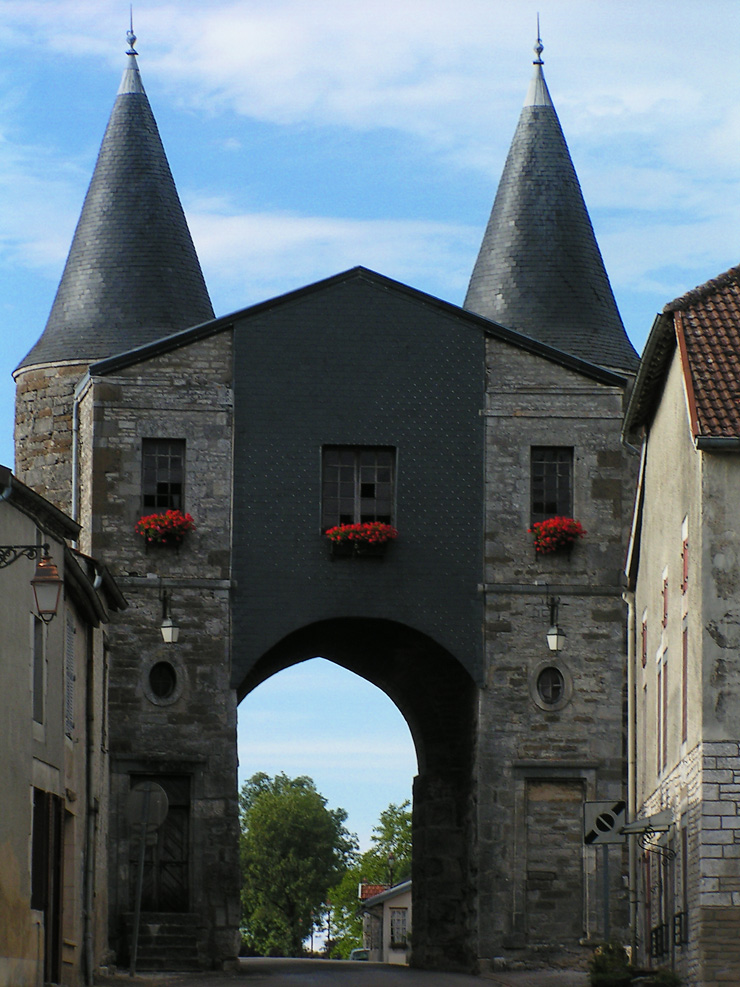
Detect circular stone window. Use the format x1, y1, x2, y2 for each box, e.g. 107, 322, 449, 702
143, 657, 183, 706
529, 659, 573, 712
149, 661, 177, 699
537, 666, 565, 705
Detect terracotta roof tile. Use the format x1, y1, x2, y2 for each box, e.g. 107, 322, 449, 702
359, 883, 388, 900
670, 264, 740, 439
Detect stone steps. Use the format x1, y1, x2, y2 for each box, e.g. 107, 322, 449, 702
125, 913, 201, 971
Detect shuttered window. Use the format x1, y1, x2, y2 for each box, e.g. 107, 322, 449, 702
65, 617, 75, 738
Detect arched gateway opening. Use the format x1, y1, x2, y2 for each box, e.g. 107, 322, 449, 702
237, 617, 478, 971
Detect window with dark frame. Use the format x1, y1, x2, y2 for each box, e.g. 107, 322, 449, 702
321, 447, 394, 531
142, 438, 185, 511
530, 447, 573, 524
149, 661, 177, 700
536, 666, 565, 706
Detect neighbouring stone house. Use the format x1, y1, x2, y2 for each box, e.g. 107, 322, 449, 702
0, 464, 125, 987
11, 33, 639, 973
624, 264, 740, 986
361, 880, 412, 964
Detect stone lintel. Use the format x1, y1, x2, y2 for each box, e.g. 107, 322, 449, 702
479, 582, 624, 596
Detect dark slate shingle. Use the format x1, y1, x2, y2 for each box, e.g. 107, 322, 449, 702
17, 55, 214, 370
464, 60, 638, 374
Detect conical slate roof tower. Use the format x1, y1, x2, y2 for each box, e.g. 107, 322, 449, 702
17, 34, 214, 371
465, 37, 638, 373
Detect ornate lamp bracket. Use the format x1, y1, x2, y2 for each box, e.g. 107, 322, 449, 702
0, 544, 50, 569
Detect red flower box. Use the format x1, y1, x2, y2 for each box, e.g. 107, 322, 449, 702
135, 509, 196, 546
529, 516, 585, 554
325, 522, 398, 545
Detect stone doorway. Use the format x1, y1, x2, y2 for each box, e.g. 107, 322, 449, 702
128, 774, 191, 912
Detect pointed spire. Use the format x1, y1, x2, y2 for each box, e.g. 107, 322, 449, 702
18, 30, 214, 371
525, 22, 553, 108
464, 34, 638, 373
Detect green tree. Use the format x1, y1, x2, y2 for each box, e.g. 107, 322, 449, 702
369, 801, 412, 881
327, 799, 412, 958
239, 773, 357, 957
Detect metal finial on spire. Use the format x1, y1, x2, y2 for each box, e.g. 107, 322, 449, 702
126, 5, 138, 55
533, 14, 544, 65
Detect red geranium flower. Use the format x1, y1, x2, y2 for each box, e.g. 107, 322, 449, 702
325, 522, 398, 545
135, 509, 196, 546
529, 516, 585, 554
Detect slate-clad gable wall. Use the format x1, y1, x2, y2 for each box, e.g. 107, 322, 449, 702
231, 276, 485, 689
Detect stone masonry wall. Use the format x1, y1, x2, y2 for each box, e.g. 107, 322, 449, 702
640, 745, 701, 984
77, 330, 240, 968
477, 342, 635, 963
640, 743, 740, 987
14, 362, 87, 513
697, 743, 740, 987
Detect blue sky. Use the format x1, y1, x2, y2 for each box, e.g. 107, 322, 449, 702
2, 0, 740, 848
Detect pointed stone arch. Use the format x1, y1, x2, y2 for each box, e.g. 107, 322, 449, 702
237, 617, 478, 971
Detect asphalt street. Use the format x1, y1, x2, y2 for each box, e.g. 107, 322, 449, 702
95, 957, 589, 987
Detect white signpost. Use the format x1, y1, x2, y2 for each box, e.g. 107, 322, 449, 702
583, 800, 626, 941
583, 800, 627, 846
126, 781, 169, 976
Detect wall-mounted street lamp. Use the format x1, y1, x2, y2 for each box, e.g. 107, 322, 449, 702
546, 596, 566, 652
0, 544, 63, 623
31, 554, 64, 623
160, 588, 180, 644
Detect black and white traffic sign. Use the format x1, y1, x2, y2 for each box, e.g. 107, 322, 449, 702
583, 800, 626, 845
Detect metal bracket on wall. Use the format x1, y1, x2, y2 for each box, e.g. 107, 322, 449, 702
0, 543, 50, 569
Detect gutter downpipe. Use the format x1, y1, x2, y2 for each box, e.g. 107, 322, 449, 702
623, 589, 638, 958
71, 396, 80, 538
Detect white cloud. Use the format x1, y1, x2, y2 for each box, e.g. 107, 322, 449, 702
188, 207, 478, 312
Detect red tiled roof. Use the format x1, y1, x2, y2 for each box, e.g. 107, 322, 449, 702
359, 883, 388, 901
667, 264, 740, 440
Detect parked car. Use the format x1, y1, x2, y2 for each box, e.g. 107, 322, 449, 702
349, 948, 369, 961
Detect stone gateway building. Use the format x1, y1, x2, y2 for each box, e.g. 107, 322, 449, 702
12, 36, 639, 974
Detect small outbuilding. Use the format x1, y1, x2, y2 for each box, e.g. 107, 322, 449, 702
361, 880, 412, 965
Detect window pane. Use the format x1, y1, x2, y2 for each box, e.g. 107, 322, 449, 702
531, 447, 573, 523
321, 446, 395, 529
537, 666, 565, 705
142, 439, 185, 512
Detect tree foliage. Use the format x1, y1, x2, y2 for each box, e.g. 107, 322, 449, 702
326, 799, 412, 958
239, 773, 357, 957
